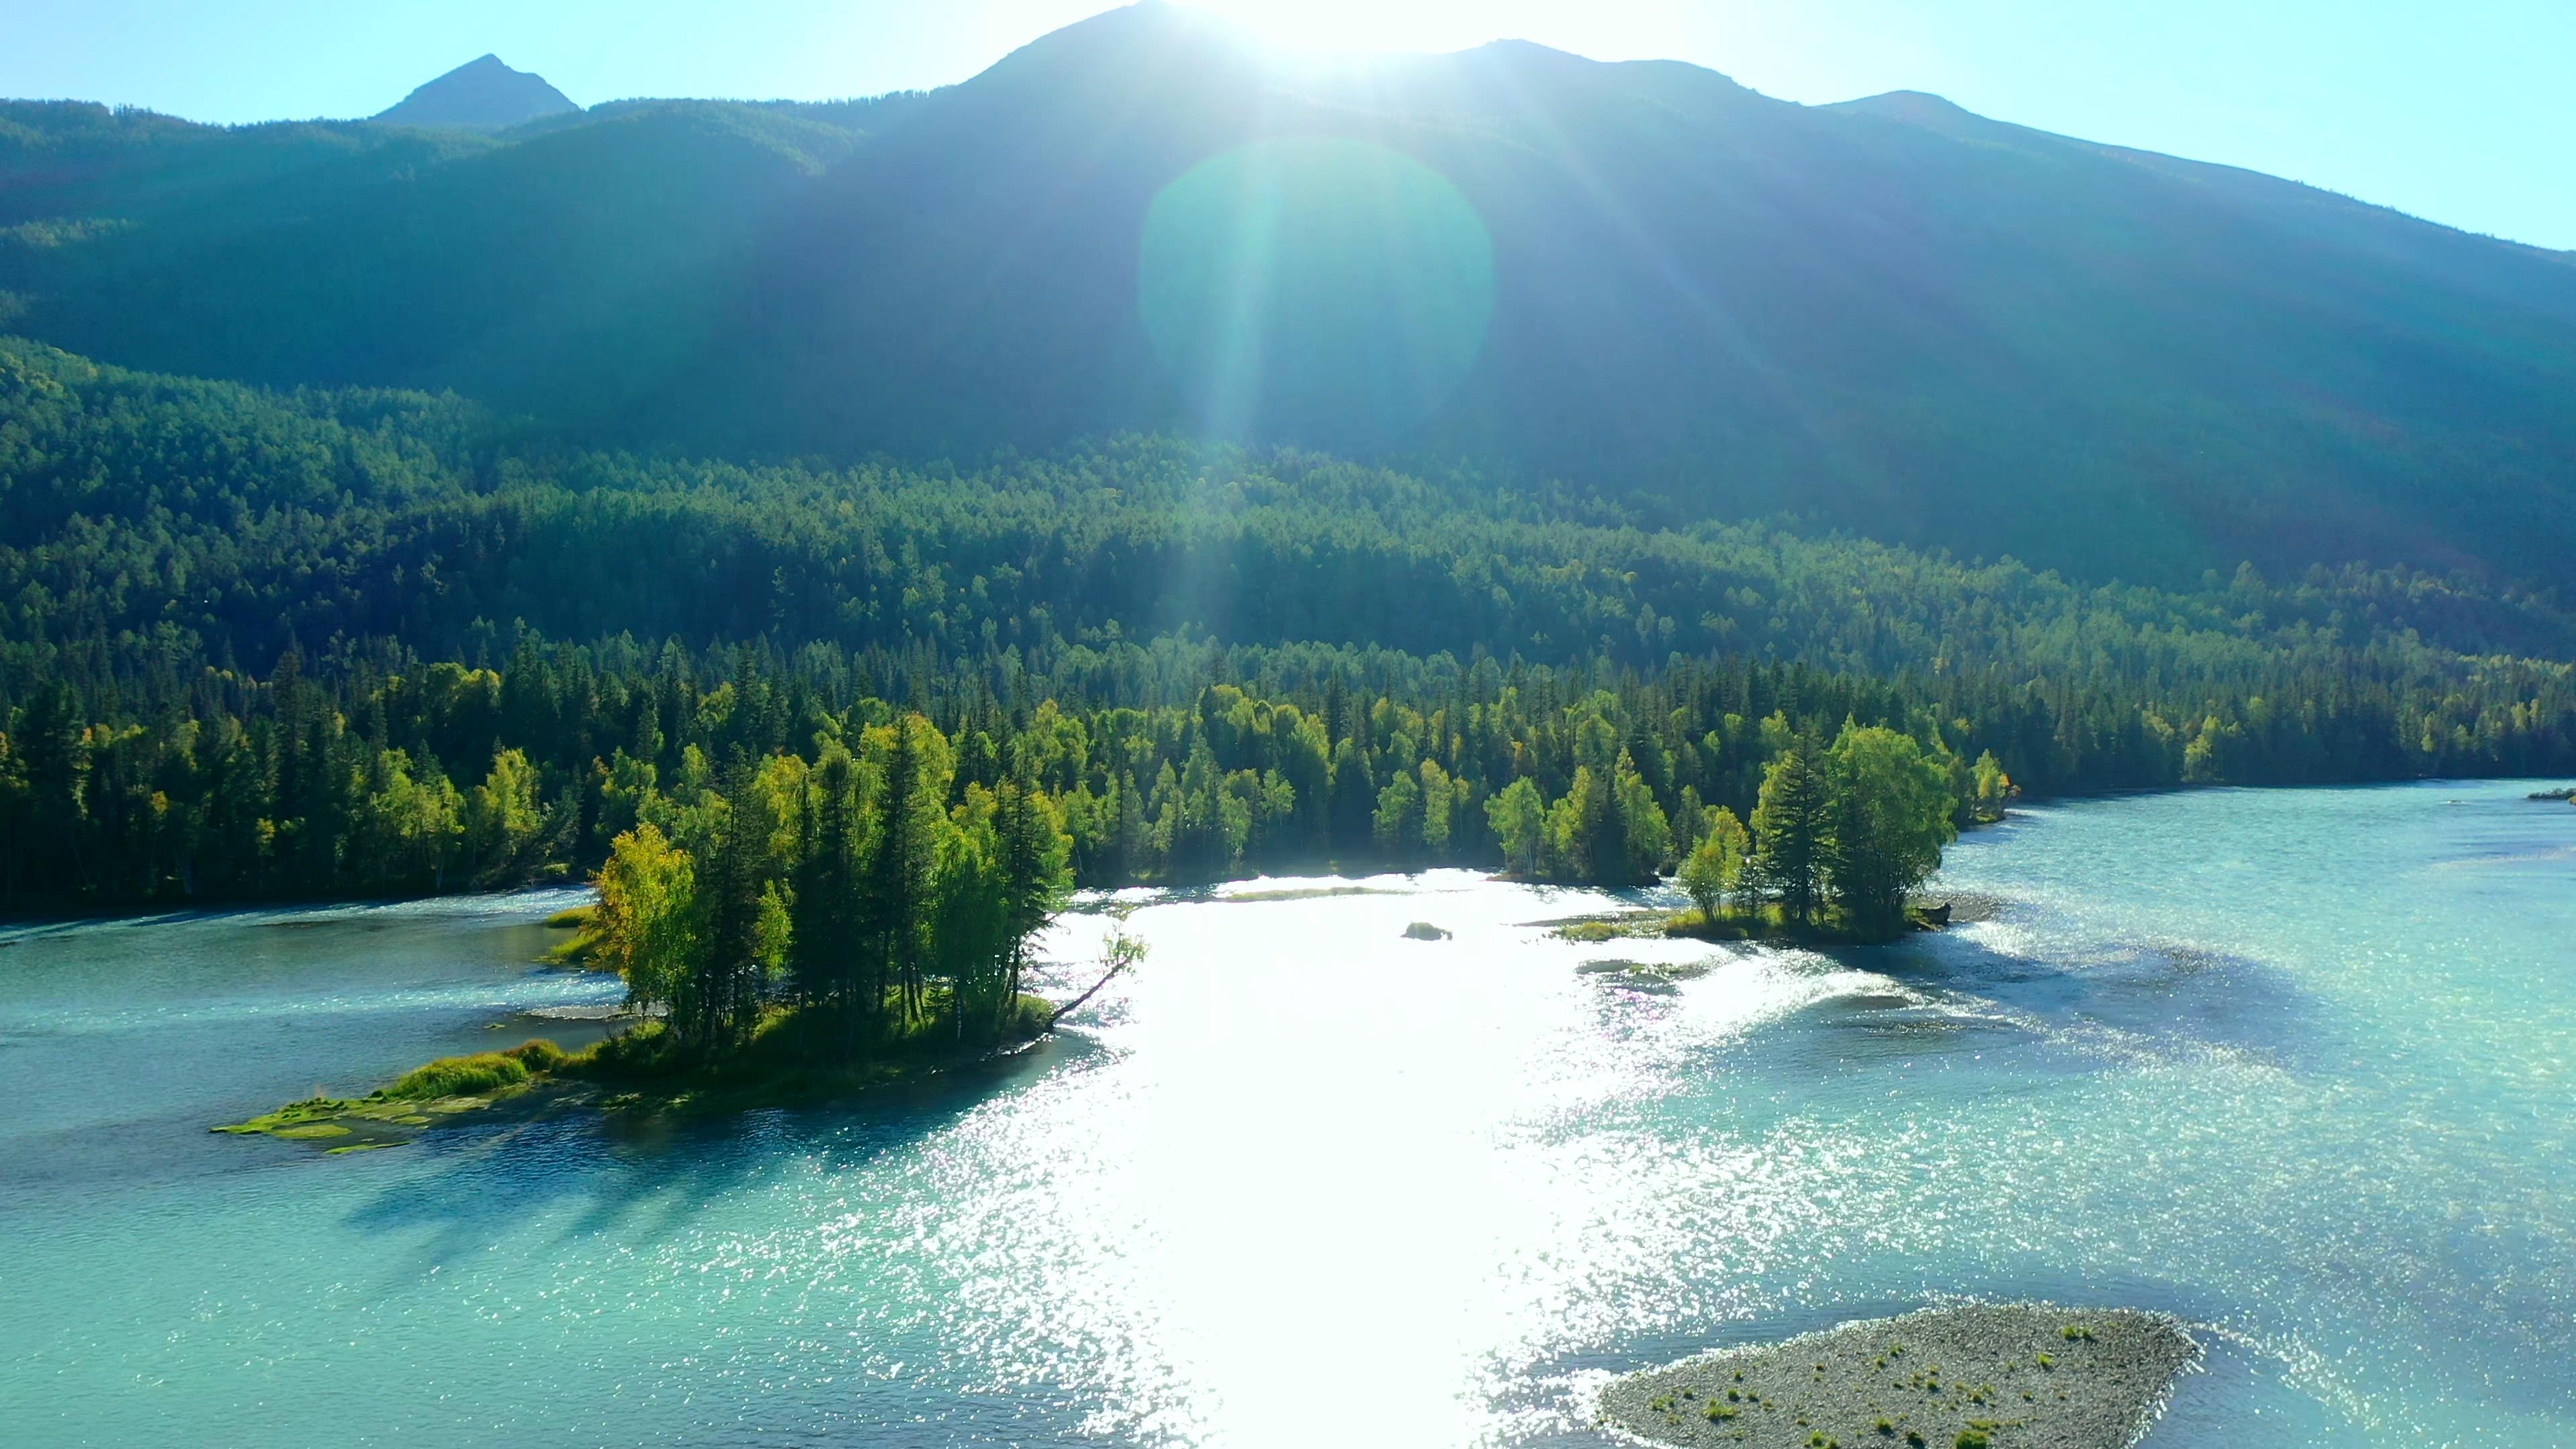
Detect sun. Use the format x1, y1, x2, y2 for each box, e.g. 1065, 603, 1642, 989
1171, 1, 1693, 65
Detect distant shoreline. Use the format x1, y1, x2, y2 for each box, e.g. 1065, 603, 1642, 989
11, 777, 2573, 929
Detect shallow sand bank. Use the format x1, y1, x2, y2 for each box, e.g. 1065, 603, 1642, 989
1599, 1303, 2197, 1449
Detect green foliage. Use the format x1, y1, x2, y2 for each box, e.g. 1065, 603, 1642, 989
594, 824, 699, 1025
1967, 751, 2015, 824
1485, 777, 1548, 879
372, 1044, 561, 1101
1827, 726, 1959, 936
587, 711, 1081, 1057
2, 336, 2575, 914
1752, 735, 1835, 926
1680, 806, 1750, 921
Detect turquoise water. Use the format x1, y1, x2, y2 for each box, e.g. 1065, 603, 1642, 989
2, 780, 2571, 1447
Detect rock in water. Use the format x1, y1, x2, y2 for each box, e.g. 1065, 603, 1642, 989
1599, 1303, 2198, 1449
1401, 921, 1452, 941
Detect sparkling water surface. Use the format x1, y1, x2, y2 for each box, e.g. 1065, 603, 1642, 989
2, 780, 2570, 1447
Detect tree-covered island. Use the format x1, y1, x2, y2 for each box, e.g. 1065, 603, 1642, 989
217, 714, 1150, 1144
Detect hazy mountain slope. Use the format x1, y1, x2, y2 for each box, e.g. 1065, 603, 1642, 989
739, 5, 2576, 582
3, 2, 2573, 586
373, 54, 579, 129
0, 100, 863, 419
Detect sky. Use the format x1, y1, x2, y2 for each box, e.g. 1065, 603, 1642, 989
7, 0, 2573, 250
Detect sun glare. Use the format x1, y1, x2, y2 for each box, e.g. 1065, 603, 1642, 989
1181, 0, 1498, 54
1175, 0, 1703, 68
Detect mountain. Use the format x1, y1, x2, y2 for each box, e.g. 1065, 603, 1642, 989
372, 54, 578, 129
3, 2, 2574, 587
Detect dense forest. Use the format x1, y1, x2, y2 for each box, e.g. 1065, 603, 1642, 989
3, 336, 2571, 913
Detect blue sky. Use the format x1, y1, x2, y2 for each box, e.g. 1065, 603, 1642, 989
8, 1, 2571, 250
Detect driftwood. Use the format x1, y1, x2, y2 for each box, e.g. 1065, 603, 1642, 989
1047, 965, 1126, 1029
1047, 920, 1148, 1030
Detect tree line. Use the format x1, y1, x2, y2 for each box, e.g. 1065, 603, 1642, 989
3, 644, 2010, 909
14, 620, 2559, 917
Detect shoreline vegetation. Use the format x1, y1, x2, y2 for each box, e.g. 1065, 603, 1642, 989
1598, 1304, 2200, 1449
1551, 899, 1967, 949
215, 989, 1066, 1151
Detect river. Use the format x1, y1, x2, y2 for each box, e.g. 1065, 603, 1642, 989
2, 780, 2570, 1447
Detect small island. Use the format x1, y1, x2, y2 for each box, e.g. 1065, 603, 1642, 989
220, 726, 1143, 1150
1551, 898, 1962, 950
1599, 1304, 2198, 1449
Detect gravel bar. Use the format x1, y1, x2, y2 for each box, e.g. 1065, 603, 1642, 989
1598, 1303, 2198, 1449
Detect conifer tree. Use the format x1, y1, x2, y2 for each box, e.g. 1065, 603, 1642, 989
992, 767, 1071, 1032
1750, 735, 1832, 926
790, 748, 866, 1037
864, 716, 936, 1026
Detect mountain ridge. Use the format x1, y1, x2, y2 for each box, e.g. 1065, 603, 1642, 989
2, 1, 2572, 588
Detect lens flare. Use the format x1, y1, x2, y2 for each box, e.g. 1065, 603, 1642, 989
1138, 136, 1495, 445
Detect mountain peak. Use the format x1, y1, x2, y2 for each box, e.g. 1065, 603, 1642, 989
373, 54, 578, 129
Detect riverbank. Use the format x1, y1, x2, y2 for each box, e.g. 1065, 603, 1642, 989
1599, 1304, 2198, 1449
214, 994, 1059, 1151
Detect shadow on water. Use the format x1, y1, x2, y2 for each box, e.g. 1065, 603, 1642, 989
1859, 912, 2325, 1075
1601, 925, 2320, 1106
340, 1028, 1099, 1281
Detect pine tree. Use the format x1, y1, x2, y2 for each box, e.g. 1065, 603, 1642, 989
864, 716, 934, 1027
790, 749, 866, 1042
694, 761, 788, 1053
1328, 739, 1376, 857
992, 767, 1070, 1036
1750, 735, 1832, 926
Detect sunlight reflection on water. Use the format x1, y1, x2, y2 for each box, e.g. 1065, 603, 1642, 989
2, 782, 2573, 1446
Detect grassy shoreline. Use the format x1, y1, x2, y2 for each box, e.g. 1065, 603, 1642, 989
213, 993, 1059, 1152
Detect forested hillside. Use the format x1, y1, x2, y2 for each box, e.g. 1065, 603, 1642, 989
5, 3, 2574, 584
3, 337, 2570, 910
